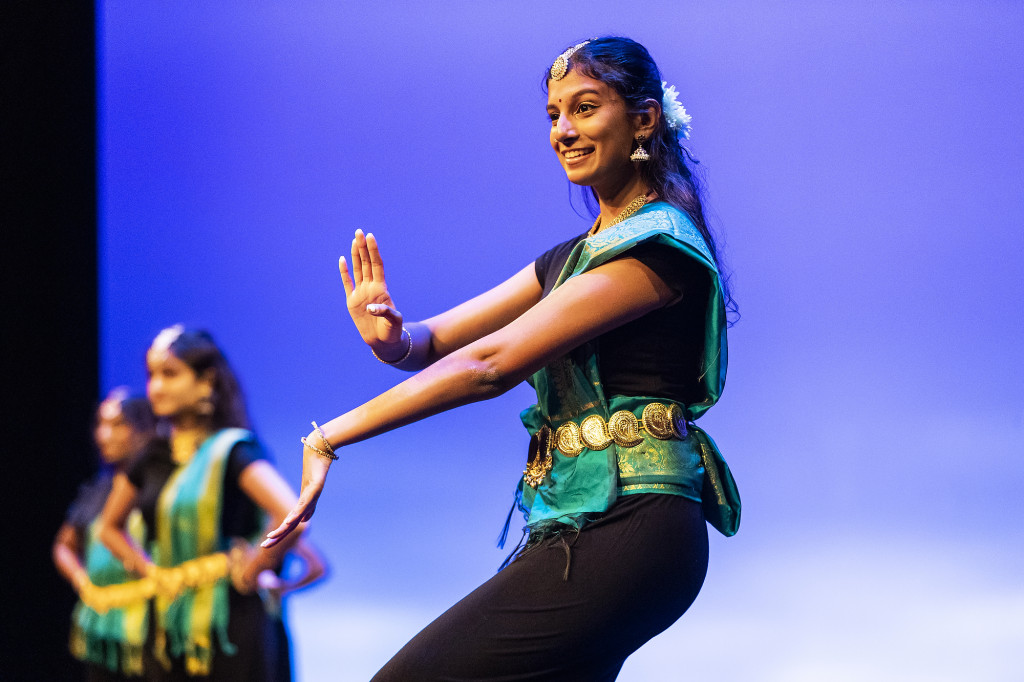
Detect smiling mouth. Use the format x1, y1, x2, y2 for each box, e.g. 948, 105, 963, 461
563, 148, 594, 162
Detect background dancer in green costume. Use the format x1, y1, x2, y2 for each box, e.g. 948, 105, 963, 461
54, 388, 155, 681
100, 327, 311, 681
267, 36, 740, 680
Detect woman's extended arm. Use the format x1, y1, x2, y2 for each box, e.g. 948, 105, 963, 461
340, 230, 543, 371
233, 461, 307, 591
265, 255, 677, 545
98, 474, 153, 576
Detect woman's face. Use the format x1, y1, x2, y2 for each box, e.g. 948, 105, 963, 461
547, 69, 638, 195
146, 347, 212, 419
94, 400, 142, 464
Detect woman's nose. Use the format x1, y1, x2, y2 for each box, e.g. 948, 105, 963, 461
554, 115, 576, 140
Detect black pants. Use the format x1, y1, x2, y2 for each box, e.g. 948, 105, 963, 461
373, 494, 709, 681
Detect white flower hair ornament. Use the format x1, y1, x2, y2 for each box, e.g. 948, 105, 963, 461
661, 81, 692, 139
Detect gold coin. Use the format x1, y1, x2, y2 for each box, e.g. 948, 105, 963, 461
555, 421, 583, 456
641, 403, 674, 439
668, 403, 688, 439
580, 414, 613, 450
608, 410, 644, 447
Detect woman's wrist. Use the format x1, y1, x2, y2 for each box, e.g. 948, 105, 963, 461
124, 554, 153, 577
371, 327, 412, 365
302, 421, 339, 462
73, 570, 91, 591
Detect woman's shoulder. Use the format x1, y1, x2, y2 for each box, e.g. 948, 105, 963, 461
225, 434, 271, 479
537, 230, 588, 263
125, 438, 172, 485
228, 435, 268, 461
640, 200, 689, 220
601, 202, 714, 267
631, 202, 700, 238
64, 470, 115, 527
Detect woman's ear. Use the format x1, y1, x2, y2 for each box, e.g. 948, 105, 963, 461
199, 368, 217, 396
633, 98, 661, 138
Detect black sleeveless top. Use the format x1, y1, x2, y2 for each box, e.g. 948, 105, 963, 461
534, 232, 710, 406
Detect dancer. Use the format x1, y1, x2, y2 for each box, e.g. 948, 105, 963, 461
100, 327, 306, 680
267, 36, 741, 680
54, 388, 155, 681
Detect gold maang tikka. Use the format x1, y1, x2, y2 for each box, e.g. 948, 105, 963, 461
549, 39, 595, 80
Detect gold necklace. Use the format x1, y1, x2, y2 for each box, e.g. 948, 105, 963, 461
589, 193, 649, 235
170, 430, 208, 465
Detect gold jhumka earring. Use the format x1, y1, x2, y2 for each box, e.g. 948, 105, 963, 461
630, 135, 650, 162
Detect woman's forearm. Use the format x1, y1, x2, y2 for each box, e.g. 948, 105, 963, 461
52, 525, 89, 590
317, 257, 674, 451
97, 475, 152, 575
318, 338, 512, 448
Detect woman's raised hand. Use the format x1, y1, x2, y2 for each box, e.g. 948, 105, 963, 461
339, 230, 405, 357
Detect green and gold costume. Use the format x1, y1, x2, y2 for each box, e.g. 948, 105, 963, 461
70, 509, 148, 676
150, 428, 259, 675
516, 202, 740, 536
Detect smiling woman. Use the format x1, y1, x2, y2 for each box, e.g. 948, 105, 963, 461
547, 72, 649, 200
265, 36, 739, 681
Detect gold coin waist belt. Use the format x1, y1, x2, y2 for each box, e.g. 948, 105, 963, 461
524, 402, 689, 488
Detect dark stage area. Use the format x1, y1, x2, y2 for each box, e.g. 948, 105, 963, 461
3, 2, 97, 679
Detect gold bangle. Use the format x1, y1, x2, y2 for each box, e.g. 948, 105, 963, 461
311, 421, 338, 458
301, 436, 338, 461
371, 326, 412, 365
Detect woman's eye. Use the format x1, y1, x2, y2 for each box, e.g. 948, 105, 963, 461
577, 103, 596, 114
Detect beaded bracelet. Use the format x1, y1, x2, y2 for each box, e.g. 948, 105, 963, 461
371, 326, 413, 365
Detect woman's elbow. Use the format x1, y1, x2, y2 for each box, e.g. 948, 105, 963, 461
464, 354, 522, 399
97, 521, 121, 553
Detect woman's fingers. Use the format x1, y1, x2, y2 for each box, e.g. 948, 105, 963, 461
262, 517, 296, 547
348, 230, 386, 290
339, 256, 355, 296
365, 232, 387, 284
355, 230, 374, 282
349, 237, 363, 284
263, 498, 312, 547
366, 303, 399, 321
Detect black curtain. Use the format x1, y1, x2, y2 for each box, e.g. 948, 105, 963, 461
2, 1, 98, 679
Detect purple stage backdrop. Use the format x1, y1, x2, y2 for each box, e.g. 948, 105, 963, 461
99, 2, 1024, 679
